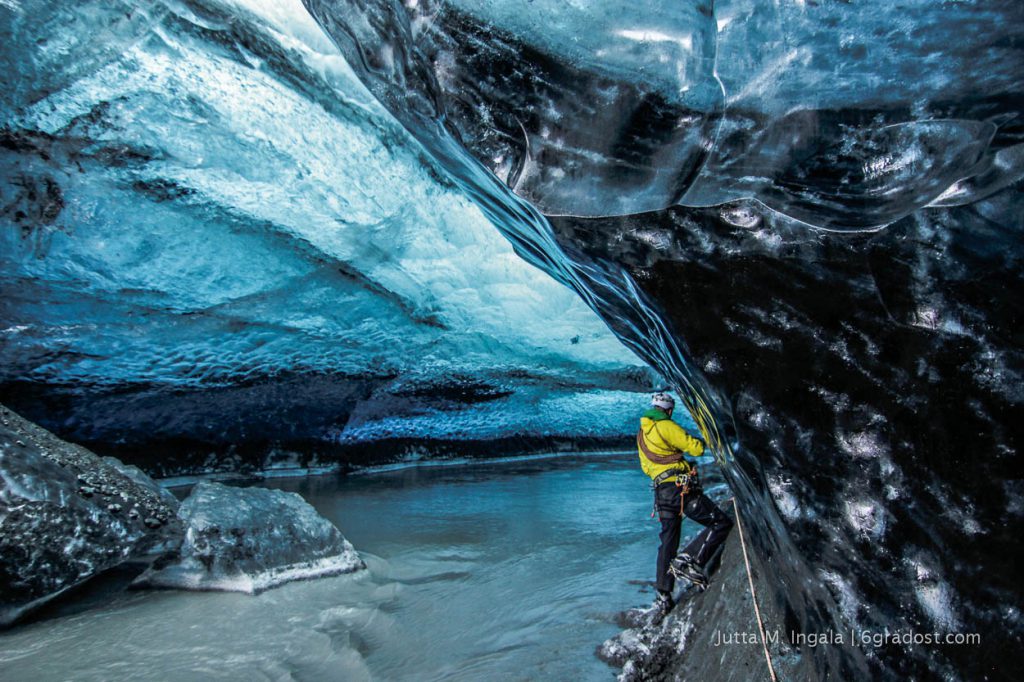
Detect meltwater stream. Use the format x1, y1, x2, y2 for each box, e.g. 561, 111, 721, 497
0, 453, 727, 681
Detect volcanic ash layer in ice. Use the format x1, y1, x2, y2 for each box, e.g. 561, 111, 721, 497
135, 481, 364, 594
0, 403, 181, 626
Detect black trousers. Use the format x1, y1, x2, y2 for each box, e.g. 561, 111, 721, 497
654, 483, 733, 594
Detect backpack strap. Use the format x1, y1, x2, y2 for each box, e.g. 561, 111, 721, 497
637, 424, 683, 465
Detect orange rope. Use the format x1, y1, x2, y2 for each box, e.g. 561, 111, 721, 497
677, 475, 690, 517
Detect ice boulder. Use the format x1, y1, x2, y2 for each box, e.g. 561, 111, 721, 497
136, 481, 363, 594
0, 404, 181, 626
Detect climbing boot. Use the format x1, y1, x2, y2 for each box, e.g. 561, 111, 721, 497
650, 590, 675, 624
669, 553, 708, 589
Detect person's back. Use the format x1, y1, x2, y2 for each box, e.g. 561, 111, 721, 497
637, 404, 704, 482
637, 392, 733, 619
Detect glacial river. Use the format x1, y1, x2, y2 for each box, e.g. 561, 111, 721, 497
0, 453, 724, 681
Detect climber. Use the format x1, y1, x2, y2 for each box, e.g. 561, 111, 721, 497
638, 392, 733, 618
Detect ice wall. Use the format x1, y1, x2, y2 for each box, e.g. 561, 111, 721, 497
0, 0, 653, 474
298, 0, 1023, 679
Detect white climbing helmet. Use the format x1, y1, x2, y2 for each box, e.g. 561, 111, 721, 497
651, 392, 675, 410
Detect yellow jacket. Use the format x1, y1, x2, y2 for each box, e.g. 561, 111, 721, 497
637, 408, 706, 482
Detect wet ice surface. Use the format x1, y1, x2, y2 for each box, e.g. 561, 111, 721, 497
134, 481, 364, 594
0, 453, 727, 681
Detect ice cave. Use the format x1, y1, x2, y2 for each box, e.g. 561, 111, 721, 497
1, 0, 1021, 680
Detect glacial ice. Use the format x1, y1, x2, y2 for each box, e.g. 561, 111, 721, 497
1, 0, 1021, 678
301, 0, 1021, 227
0, 404, 180, 625
0, 0, 652, 468
135, 480, 364, 593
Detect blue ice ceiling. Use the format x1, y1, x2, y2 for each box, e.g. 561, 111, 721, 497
0, 0, 654, 468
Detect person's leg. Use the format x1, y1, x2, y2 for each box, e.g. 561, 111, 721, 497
681, 493, 733, 567
656, 515, 682, 594
653, 481, 683, 593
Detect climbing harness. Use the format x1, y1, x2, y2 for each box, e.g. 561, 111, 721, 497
676, 469, 698, 517
651, 468, 680, 487
648, 469, 699, 518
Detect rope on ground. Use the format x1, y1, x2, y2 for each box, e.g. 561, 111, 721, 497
732, 497, 778, 682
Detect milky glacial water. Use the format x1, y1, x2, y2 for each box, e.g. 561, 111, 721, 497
0, 453, 726, 681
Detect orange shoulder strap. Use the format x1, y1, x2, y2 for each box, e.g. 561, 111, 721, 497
637, 424, 682, 465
